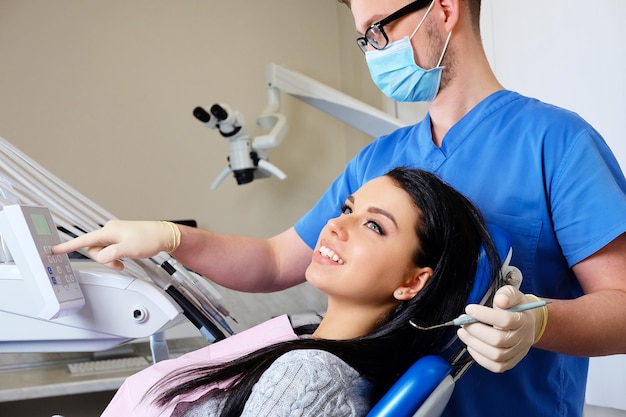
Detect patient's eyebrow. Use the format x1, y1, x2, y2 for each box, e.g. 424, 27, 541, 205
347, 195, 398, 228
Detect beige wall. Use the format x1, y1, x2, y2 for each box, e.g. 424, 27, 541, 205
0, 1, 382, 329
0, 0, 374, 234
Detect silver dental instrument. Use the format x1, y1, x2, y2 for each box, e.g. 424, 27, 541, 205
409, 300, 549, 331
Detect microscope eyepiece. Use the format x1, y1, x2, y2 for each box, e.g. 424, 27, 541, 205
193, 106, 211, 123
210, 104, 228, 121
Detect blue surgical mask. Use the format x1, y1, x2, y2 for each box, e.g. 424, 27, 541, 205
365, 3, 451, 102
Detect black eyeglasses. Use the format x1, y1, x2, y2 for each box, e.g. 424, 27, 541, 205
356, 0, 433, 53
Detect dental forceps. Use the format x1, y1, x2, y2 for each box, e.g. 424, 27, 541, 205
409, 300, 549, 330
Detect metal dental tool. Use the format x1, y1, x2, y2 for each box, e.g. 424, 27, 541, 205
409, 300, 549, 331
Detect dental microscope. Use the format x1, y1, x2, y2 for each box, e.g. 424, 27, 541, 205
193, 99, 288, 190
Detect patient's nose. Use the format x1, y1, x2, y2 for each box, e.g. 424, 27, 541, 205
327, 216, 349, 241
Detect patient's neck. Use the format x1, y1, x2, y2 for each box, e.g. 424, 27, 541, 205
312, 300, 394, 340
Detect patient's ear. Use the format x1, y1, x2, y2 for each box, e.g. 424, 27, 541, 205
394, 267, 433, 301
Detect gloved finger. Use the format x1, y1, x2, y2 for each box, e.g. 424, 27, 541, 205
465, 303, 526, 330
459, 327, 513, 373
52, 226, 113, 255
492, 285, 528, 310
54, 223, 132, 269
459, 325, 528, 360
465, 344, 517, 373
54, 220, 167, 258
88, 243, 126, 266
460, 320, 527, 349
459, 327, 529, 373
80, 244, 122, 270
102, 259, 125, 271
465, 345, 507, 373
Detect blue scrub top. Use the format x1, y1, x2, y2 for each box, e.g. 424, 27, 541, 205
295, 90, 626, 417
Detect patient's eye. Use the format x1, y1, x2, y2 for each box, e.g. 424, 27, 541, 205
366, 220, 384, 235
340, 204, 352, 215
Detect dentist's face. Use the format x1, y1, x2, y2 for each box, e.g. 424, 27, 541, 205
351, 0, 445, 72
306, 176, 423, 309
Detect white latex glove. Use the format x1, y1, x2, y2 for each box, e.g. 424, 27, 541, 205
52, 220, 181, 271
456, 285, 547, 373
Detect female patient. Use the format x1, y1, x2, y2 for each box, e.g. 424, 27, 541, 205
55, 167, 507, 416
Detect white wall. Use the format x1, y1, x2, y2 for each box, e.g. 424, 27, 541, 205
480, 1, 626, 413
481, 0, 626, 170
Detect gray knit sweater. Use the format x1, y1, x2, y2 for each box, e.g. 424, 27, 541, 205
178, 349, 372, 417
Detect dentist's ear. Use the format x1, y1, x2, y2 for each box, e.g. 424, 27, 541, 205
394, 267, 433, 301
437, 0, 461, 33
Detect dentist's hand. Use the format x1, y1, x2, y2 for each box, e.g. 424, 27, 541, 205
457, 285, 548, 373
52, 220, 181, 271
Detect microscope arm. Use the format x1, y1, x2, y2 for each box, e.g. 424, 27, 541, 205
253, 113, 287, 151
257, 159, 286, 181
211, 166, 233, 191
253, 85, 288, 151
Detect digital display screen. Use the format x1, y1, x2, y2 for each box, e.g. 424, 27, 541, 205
31, 213, 52, 235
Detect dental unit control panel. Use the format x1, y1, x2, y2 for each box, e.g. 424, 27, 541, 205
0, 204, 85, 319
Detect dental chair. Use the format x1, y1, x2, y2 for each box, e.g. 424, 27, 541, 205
367, 226, 522, 417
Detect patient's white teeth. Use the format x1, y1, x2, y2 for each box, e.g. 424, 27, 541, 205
319, 245, 344, 264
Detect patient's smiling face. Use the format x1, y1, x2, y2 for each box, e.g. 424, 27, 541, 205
306, 175, 426, 311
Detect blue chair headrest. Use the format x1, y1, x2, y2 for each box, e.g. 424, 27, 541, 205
366, 355, 452, 417
466, 225, 511, 305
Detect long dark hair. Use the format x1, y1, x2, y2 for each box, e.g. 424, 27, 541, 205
146, 167, 503, 415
